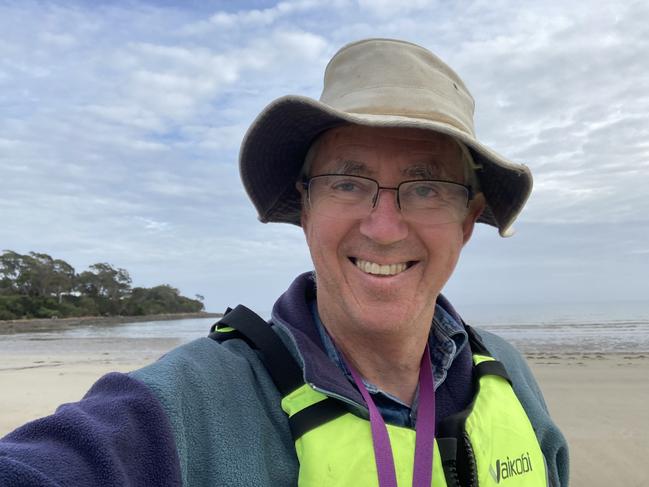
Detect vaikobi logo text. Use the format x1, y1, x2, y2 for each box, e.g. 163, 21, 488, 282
489, 452, 533, 483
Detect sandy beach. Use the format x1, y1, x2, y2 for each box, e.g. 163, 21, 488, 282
1, 336, 648, 486
530, 353, 648, 486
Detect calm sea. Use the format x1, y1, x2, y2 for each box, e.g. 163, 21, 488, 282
2, 300, 649, 354
457, 300, 649, 353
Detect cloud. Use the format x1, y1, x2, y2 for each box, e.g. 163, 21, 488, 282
182, 0, 325, 33
356, 0, 436, 18
1, 0, 647, 312
39, 31, 77, 48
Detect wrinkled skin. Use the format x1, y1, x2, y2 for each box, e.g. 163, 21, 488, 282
300, 126, 485, 365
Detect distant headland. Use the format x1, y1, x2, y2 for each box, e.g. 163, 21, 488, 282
0, 250, 216, 324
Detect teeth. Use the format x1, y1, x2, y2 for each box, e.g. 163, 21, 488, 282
355, 259, 408, 276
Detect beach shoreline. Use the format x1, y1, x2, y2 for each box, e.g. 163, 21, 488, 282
0, 311, 223, 334
1, 337, 647, 485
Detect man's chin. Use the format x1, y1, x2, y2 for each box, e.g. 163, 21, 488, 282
345, 302, 420, 334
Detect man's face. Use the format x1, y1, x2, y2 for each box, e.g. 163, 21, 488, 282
301, 125, 484, 338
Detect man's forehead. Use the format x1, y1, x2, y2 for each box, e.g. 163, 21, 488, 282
310, 125, 464, 178
316, 125, 458, 150
333, 159, 446, 180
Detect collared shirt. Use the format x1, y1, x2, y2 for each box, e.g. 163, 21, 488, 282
311, 301, 468, 428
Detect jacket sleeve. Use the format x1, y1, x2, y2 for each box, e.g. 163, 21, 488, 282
0, 372, 182, 487
474, 328, 570, 487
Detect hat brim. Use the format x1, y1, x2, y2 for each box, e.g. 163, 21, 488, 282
239, 95, 532, 236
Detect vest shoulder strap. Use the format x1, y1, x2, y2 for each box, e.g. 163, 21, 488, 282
209, 305, 350, 440
474, 359, 511, 384
465, 325, 512, 384
288, 396, 349, 440
208, 304, 303, 396
465, 324, 489, 355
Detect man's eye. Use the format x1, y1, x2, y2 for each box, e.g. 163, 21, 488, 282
332, 180, 364, 192
332, 182, 356, 191
411, 184, 440, 198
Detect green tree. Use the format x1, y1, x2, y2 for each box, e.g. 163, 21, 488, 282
0, 251, 33, 295
0, 251, 76, 301
75, 263, 131, 298
25, 252, 55, 297
0, 251, 22, 294
51, 258, 75, 303
28, 253, 76, 301
75, 263, 132, 314
123, 285, 203, 315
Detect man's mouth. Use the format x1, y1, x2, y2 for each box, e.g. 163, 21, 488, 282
351, 258, 415, 276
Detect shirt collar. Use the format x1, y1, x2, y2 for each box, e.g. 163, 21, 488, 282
311, 298, 468, 394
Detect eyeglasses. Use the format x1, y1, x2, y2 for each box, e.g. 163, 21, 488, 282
303, 174, 473, 225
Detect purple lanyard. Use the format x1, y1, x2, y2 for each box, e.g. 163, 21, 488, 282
347, 344, 436, 487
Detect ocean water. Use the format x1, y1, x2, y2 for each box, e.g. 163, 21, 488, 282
53, 317, 221, 342
2, 300, 649, 354
459, 300, 649, 353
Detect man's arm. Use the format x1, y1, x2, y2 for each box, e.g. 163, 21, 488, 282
0, 372, 182, 486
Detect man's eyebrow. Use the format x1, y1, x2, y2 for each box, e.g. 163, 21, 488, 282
331, 159, 374, 176
402, 164, 444, 179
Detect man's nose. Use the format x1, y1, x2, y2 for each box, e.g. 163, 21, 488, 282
359, 189, 409, 244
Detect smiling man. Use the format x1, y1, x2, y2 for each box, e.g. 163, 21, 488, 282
0, 39, 569, 487
235, 38, 569, 486
298, 126, 486, 406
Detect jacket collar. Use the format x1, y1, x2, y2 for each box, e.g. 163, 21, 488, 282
270, 272, 470, 407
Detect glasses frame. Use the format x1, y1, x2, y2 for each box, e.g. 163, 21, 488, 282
302, 173, 474, 215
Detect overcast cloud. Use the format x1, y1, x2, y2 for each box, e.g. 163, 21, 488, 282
1, 0, 647, 316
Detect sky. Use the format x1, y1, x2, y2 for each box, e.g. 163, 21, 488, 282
1, 0, 648, 316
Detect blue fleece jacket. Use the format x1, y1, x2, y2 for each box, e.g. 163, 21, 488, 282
0, 272, 569, 486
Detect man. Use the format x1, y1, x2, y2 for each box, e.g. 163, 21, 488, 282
0, 39, 568, 486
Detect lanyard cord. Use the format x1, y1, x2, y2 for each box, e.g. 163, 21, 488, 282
347, 344, 436, 487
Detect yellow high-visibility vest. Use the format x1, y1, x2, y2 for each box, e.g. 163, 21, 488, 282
212, 305, 548, 486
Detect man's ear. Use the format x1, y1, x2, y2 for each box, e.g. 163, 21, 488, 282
462, 193, 485, 245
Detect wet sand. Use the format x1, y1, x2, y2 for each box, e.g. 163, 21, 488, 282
0, 312, 221, 334
1, 338, 647, 486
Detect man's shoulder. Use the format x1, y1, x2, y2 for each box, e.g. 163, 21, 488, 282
470, 327, 533, 382
131, 336, 267, 392
470, 326, 548, 410
128, 336, 294, 484
470, 327, 524, 363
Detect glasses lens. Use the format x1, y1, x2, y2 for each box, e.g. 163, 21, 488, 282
308, 175, 376, 218
399, 181, 469, 224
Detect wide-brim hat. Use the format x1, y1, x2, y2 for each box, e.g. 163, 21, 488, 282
240, 38, 532, 237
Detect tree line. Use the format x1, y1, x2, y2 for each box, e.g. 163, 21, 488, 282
0, 250, 204, 320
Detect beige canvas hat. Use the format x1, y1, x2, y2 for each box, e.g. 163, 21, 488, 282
239, 38, 532, 237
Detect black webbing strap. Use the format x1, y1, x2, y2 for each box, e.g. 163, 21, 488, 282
436, 437, 461, 487
465, 325, 512, 384
288, 397, 349, 440
214, 304, 304, 396
208, 328, 245, 343
208, 306, 233, 334
474, 360, 512, 385
211, 305, 352, 440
